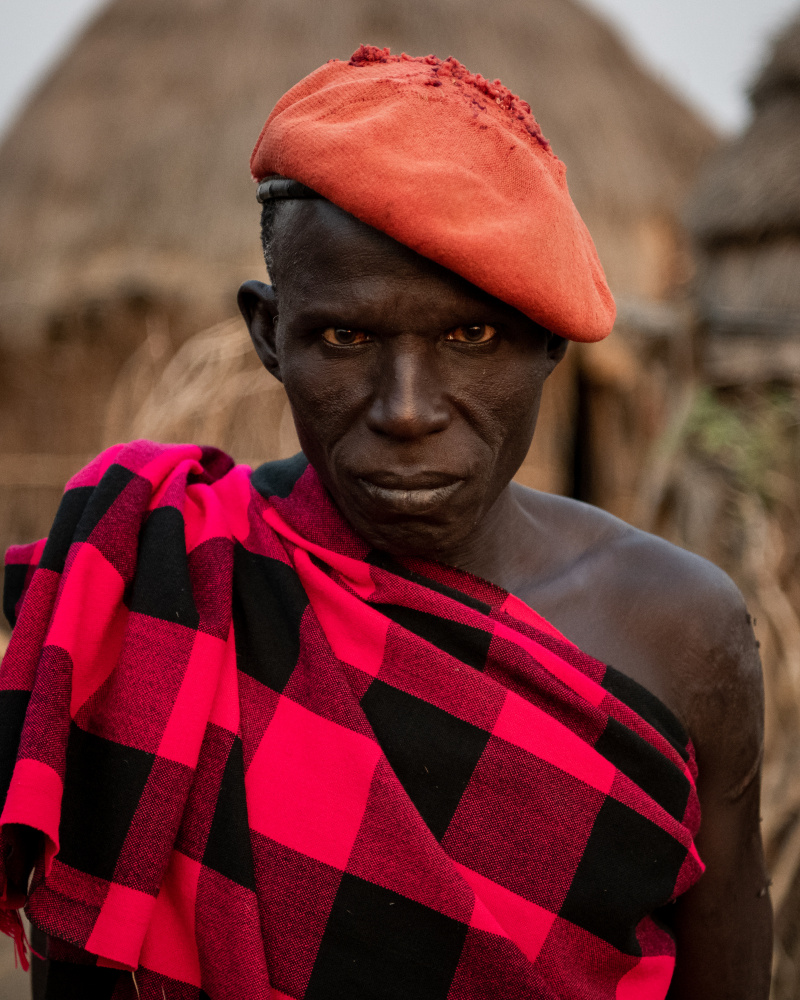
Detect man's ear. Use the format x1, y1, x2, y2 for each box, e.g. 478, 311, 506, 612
547, 333, 568, 366
238, 280, 281, 381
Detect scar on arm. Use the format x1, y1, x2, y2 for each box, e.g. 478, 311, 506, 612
723, 740, 764, 803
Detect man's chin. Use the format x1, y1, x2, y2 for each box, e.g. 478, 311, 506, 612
356, 478, 465, 518
344, 510, 475, 562
319, 469, 492, 560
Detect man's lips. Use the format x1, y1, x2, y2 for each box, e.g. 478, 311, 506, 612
359, 471, 462, 490
355, 472, 464, 514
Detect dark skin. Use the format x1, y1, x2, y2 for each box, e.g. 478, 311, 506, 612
8, 198, 771, 996
237, 198, 772, 998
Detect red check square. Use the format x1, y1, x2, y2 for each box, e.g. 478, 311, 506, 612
139, 851, 202, 987
246, 696, 381, 869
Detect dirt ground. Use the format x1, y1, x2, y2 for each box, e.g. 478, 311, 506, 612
0, 932, 30, 999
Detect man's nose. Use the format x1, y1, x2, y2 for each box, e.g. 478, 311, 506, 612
365, 346, 450, 440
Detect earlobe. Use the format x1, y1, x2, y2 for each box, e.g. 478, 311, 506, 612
238, 280, 282, 381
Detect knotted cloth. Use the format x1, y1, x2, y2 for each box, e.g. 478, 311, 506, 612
251, 46, 616, 343
1, 441, 702, 999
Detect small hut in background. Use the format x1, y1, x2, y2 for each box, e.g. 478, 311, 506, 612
688, 13, 800, 386
0, 0, 717, 560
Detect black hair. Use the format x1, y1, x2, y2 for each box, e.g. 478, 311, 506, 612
259, 199, 281, 283
258, 178, 326, 286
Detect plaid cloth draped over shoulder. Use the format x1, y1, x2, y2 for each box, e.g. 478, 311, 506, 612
0, 441, 703, 999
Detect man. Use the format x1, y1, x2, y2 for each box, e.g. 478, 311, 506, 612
1, 47, 770, 999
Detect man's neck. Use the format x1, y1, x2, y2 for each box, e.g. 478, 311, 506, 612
430, 483, 536, 590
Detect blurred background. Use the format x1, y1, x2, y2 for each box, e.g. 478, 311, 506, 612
1, 0, 799, 996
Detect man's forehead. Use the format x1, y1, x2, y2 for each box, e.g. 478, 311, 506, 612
272, 200, 443, 288
273, 199, 402, 264
270, 200, 516, 324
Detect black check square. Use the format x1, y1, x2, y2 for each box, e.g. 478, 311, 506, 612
58, 722, 154, 882
203, 737, 255, 890
304, 873, 469, 1000
559, 796, 689, 954
0, 689, 31, 804
232, 543, 309, 692
72, 466, 137, 548
126, 507, 200, 629
2, 561, 30, 627
38, 485, 95, 573
594, 716, 690, 822
373, 604, 493, 672
360, 679, 490, 840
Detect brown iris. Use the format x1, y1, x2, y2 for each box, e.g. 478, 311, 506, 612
322, 328, 371, 346
445, 324, 497, 344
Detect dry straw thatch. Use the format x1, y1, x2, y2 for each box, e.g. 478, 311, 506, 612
686, 13, 800, 384
689, 14, 800, 246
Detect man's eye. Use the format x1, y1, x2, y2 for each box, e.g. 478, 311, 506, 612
445, 324, 497, 344
321, 327, 370, 346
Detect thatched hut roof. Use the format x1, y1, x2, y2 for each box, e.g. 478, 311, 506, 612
688, 12, 800, 246
0, 0, 717, 352
685, 11, 800, 383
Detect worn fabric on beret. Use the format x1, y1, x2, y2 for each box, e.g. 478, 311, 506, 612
251, 46, 615, 343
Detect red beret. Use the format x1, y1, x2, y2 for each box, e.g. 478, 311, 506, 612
251, 46, 615, 342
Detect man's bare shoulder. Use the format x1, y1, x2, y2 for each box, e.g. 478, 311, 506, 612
517, 483, 747, 637
513, 485, 763, 777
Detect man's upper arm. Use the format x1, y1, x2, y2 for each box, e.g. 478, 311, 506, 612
668, 574, 772, 999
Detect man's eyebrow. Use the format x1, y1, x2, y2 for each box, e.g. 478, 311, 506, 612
282, 303, 376, 329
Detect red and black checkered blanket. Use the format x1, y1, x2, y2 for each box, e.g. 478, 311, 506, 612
0, 441, 703, 999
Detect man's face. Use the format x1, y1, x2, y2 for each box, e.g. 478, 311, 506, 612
242, 200, 564, 561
